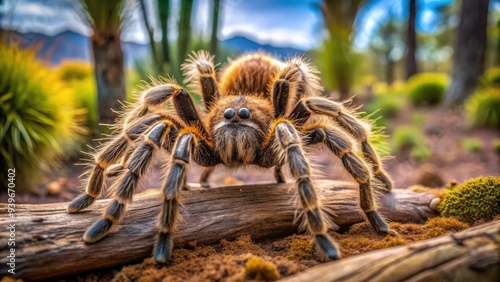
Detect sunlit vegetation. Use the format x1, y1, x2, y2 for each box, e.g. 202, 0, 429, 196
0, 45, 85, 190
465, 87, 500, 128
406, 73, 449, 106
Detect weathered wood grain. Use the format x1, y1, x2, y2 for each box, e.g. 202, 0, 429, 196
0, 180, 440, 281
281, 219, 500, 282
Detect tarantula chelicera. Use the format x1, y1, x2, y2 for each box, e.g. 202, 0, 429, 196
68, 51, 395, 263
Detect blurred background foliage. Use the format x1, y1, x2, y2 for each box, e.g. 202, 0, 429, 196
0, 44, 85, 190
1, 0, 499, 190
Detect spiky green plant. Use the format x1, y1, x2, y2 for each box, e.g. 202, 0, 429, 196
0, 45, 85, 190
439, 176, 500, 224
465, 87, 500, 129
407, 73, 449, 106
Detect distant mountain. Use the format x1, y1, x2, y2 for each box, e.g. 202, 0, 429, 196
7, 30, 149, 67
221, 36, 305, 59
7, 30, 305, 68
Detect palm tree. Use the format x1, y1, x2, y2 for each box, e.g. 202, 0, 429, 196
210, 0, 221, 57
79, 0, 127, 126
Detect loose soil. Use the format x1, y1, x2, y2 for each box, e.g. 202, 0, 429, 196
58, 218, 469, 282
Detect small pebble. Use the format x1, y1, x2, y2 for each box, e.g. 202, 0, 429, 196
429, 198, 441, 211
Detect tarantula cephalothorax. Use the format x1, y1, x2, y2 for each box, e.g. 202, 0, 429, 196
68, 51, 395, 263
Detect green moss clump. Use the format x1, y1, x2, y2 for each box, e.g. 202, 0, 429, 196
287, 239, 314, 260
244, 257, 281, 281
439, 176, 500, 224
465, 87, 500, 129
406, 73, 449, 106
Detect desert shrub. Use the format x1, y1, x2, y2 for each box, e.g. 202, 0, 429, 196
56, 61, 93, 82
461, 138, 482, 153
406, 73, 448, 106
392, 126, 430, 161
484, 67, 500, 86
439, 176, 500, 224
0, 45, 85, 190
465, 87, 500, 128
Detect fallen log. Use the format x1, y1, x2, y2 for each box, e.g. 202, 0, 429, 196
0, 180, 440, 281
281, 219, 500, 282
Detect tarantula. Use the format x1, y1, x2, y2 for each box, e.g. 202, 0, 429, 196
68, 51, 394, 263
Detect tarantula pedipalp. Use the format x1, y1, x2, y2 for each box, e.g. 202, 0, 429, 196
68, 51, 395, 263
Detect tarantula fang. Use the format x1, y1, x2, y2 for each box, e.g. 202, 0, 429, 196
68, 50, 395, 264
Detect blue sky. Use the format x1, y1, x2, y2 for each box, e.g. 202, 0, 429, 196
0, 0, 491, 50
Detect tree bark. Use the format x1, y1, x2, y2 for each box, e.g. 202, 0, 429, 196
405, 0, 418, 79
209, 0, 220, 57
178, 0, 194, 64
446, 0, 489, 106
158, 0, 171, 68
282, 219, 500, 282
92, 32, 126, 126
0, 180, 440, 281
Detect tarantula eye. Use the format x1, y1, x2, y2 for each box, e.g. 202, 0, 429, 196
224, 108, 235, 119
238, 108, 250, 119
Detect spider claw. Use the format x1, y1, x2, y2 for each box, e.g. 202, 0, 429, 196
153, 233, 173, 264
68, 194, 95, 213
365, 210, 393, 236
83, 218, 113, 243
315, 234, 341, 261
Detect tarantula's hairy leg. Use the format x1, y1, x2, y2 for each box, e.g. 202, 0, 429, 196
153, 133, 191, 263
274, 166, 286, 183
266, 119, 340, 260
271, 57, 324, 116
83, 120, 179, 243
68, 113, 171, 213
154, 128, 220, 263
290, 97, 394, 192
199, 166, 215, 188
181, 50, 219, 111
303, 123, 394, 236
272, 79, 290, 118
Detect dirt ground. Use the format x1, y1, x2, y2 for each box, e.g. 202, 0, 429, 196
58, 218, 469, 282
1, 104, 498, 282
